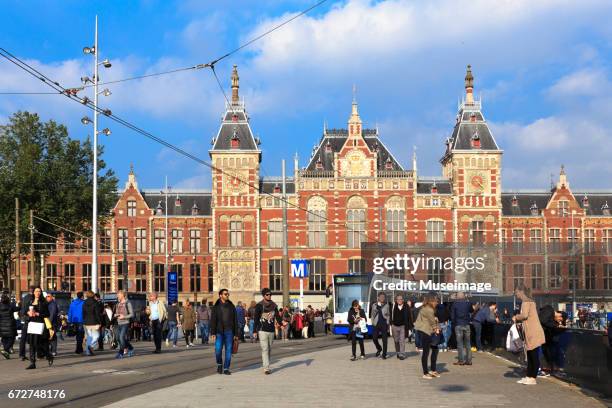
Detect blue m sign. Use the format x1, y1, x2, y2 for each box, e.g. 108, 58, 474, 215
290, 259, 309, 278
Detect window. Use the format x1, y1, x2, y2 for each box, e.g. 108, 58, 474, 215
190, 264, 201, 292
80, 238, 91, 253
171, 229, 183, 253
229, 221, 243, 247
512, 264, 524, 290
207, 264, 214, 292
82, 264, 91, 292
427, 260, 444, 283
64, 264, 75, 292
426, 220, 444, 244
100, 229, 111, 253
501, 229, 508, 250
568, 228, 578, 251
512, 229, 523, 254
584, 229, 595, 254
309, 259, 326, 291
348, 259, 366, 274
100, 264, 111, 292
529, 229, 542, 253
154, 264, 165, 292
558, 200, 569, 216
64, 241, 75, 253
308, 211, 326, 248
127, 200, 137, 217
549, 228, 561, 253
268, 259, 283, 291
569, 262, 579, 290
502, 263, 507, 292
189, 229, 201, 254
604, 264, 612, 290
471, 220, 484, 246
136, 229, 147, 253
549, 261, 561, 289
268, 221, 283, 248
531, 264, 543, 290
46, 264, 57, 291
117, 229, 128, 252
347, 209, 366, 248
117, 260, 127, 291
207, 229, 213, 253
603, 229, 612, 255
154, 229, 166, 254
171, 264, 183, 292
386, 209, 405, 243
585, 264, 596, 290
136, 261, 147, 292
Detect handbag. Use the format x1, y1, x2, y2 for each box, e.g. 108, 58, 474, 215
232, 337, 239, 354
27, 321, 45, 335
430, 331, 444, 347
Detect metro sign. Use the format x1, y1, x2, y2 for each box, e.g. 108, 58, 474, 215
290, 259, 309, 278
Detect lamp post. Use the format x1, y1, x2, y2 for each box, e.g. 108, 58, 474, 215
81, 15, 111, 293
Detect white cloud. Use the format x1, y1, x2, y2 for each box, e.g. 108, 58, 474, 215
547, 69, 612, 98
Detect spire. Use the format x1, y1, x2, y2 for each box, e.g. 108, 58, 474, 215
351, 84, 360, 119
125, 164, 138, 190
231, 65, 239, 104
412, 145, 417, 173
348, 85, 362, 138
465, 64, 474, 105
557, 164, 568, 189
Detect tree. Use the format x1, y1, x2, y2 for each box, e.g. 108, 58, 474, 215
0, 111, 118, 290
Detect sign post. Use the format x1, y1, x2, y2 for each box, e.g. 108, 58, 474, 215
290, 259, 309, 311
168, 270, 178, 304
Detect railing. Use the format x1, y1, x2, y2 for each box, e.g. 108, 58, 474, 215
377, 170, 414, 178
299, 170, 334, 178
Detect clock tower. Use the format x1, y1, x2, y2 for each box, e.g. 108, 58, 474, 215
209, 65, 261, 299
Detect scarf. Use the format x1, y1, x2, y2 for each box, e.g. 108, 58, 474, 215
261, 299, 277, 323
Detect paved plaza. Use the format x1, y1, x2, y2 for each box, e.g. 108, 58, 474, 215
105, 341, 607, 408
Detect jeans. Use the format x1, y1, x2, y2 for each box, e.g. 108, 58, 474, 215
455, 325, 472, 363
259, 331, 274, 370
117, 324, 133, 354
415, 330, 422, 348
473, 322, 483, 351
249, 320, 255, 340
85, 326, 100, 354
74, 323, 85, 353
198, 322, 209, 344
166, 321, 178, 345
440, 321, 451, 349
215, 330, 234, 370
419, 331, 439, 375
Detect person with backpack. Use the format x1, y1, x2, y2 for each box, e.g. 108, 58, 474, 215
253, 288, 282, 374
348, 299, 366, 361
114, 290, 134, 358
67, 291, 85, 354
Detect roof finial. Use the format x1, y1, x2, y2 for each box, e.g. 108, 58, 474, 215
351, 84, 359, 117
126, 163, 138, 190
557, 164, 568, 189
129, 163, 134, 175
465, 64, 474, 105
231, 65, 239, 104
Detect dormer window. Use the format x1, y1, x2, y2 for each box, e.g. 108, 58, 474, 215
175, 195, 182, 207
582, 195, 589, 207
385, 157, 393, 170
232, 114, 238, 122
430, 183, 438, 194
273, 183, 281, 194
230, 127, 240, 148
602, 201, 610, 216
325, 141, 332, 153
471, 132, 481, 148
191, 202, 199, 216
156, 201, 164, 216
470, 112, 477, 122
316, 157, 323, 170
511, 195, 518, 207
530, 203, 539, 216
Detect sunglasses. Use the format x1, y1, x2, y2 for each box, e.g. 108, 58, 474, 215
264, 293, 272, 297
221, 292, 229, 297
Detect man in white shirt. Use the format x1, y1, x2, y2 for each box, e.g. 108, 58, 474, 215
147, 292, 167, 354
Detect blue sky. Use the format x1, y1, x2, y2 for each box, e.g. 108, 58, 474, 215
2, 0, 612, 191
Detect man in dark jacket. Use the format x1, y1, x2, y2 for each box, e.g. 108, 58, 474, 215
370, 292, 391, 359
46, 293, 60, 356
94, 293, 107, 351
210, 288, 238, 375
18, 286, 35, 360
473, 302, 499, 352
391, 295, 412, 360
451, 292, 473, 365
68, 292, 85, 354
253, 288, 282, 374
82, 291, 102, 356
0, 294, 17, 359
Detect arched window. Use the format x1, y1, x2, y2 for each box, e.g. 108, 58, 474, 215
307, 196, 327, 248
385, 196, 405, 243
346, 196, 366, 248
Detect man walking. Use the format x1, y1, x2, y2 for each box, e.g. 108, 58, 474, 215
67, 291, 85, 354
146, 292, 167, 354
451, 292, 473, 366
236, 301, 246, 342
114, 291, 134, 358
210, 289, 238, 375
391, 294, 412, 360
165, 300, 180, 348
370, 292, 390, 359
197, 302, 210, 344
18, 287, 35, 360
82, 291, 102, 356
46, 293, 60, 356
253, 288, 282, 374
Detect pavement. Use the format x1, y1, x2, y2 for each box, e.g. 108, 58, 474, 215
104, 341, 607, 408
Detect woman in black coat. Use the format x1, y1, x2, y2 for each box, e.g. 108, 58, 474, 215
0, 294, 17, 359
23, 287, 52, 369
347, 300, 367, 360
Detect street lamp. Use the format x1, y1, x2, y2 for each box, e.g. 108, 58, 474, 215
81, 15, 112, 294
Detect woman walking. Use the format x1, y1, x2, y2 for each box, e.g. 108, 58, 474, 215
181, 300, 197, 347
415, 294, 441, 379
347, 300, 366, 361
513, 283, 545, 385
0, 294, 17, 359
24, 287, 53, 369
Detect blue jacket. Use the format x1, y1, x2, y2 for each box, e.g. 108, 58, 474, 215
236, 306, 246, 325
474, 306, 496, 324
67, 298, 84, 324
451, 301, 473, 326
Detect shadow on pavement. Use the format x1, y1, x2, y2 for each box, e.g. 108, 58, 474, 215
503, 366, 524, 378
438, 385, 470, 393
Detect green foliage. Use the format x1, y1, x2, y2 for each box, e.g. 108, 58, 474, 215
0, 111, 118, 286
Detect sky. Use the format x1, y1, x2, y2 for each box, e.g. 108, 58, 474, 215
2, 0, 612, 192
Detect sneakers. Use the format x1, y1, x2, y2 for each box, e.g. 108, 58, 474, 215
172, 344, 177, 348
264, 369, 272, 375
223, 369, 231, 375
429, 371, 441, 378
217, 365, 223, 374
165, 339, 169, 347
359, 355, 365, 360
350, 356, 357, 361
537, 370, 550, 378
453, 361, 465, 366
422, 373, 434, 379
375, 350, 381, 357
1, 351, 10, 360
517, 377, 537, 385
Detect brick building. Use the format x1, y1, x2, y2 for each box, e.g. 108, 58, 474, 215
17, 65, 612, 307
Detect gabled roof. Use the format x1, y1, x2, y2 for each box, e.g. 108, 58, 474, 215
141, 190, 212, 216
416, 178, 452, 194
574, 193, 612, 216
501, 192, 551, 216
210, 104, 260, 153
304, 130, 403, 172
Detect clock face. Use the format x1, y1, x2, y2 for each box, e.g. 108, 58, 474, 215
223, 169, 248, 195
467, 171, 487, 193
